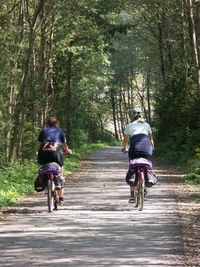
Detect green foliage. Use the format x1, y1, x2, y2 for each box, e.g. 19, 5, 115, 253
195, 147, 200, 157
156, 141, 200, 185
0, 161, 38, 207
184, 156, 200, 185
185, 173, 200, 185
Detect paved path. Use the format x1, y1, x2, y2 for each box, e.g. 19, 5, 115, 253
0, 147, 184, 266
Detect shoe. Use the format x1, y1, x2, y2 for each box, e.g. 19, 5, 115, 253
129, 197, 135, 203
58, 197, 64, 205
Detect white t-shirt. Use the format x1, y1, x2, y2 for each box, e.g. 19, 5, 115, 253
124, 120, 152, 137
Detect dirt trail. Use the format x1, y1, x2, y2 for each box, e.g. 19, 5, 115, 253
0, 146, 190, 266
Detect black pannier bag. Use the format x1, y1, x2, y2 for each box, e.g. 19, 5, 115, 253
125, 168, 137, 186
34, 175, 47, 192
145, 169, 157, 187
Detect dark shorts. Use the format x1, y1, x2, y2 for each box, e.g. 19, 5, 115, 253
38, 143, 64, 166
129, 134, 152, 160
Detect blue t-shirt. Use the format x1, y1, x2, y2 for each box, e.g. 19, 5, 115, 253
38, 127, 66, 144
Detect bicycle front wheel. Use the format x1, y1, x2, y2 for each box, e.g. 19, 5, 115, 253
47, 178, 54, 212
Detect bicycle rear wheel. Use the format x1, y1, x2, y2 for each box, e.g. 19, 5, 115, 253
47, 177, 54, 212
53, 191, 58, 210
138, 172, 145, 211
134, 187, 139, 208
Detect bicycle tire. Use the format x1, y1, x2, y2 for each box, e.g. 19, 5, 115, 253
47, 177, 54, 212
54, 191, 58, 210
134, 187, 139, 207
138, 171, 145, 211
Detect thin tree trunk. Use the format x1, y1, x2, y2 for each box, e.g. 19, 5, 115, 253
110, 88, 119, 140
187, 0, 200, 98
157, 20, 166, 86
66, 44, 73, 142
146, 69, 151, 123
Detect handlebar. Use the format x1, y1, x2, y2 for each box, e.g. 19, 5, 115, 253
64, 149, 73, 157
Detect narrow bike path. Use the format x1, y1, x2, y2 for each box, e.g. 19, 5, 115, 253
0, 147, 184, 266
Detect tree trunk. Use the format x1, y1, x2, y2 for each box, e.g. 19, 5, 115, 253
187, 0, 200, 98
110, 88, 119, 140
146, 69, 151, 123
9, 0, 46, 162
65, 45, 73, 142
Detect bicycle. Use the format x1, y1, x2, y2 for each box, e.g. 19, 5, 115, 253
36, 162, 63, 212
126, 157, 153, 211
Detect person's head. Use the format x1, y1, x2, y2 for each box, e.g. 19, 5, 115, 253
129, 107, 144, 122
47, 116, 59, 127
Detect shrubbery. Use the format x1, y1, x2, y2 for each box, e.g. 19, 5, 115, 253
155, 142, 200, 185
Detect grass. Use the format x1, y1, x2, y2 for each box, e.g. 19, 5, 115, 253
0, 142, 119, 208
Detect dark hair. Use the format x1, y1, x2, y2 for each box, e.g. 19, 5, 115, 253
48, 117, 59, 127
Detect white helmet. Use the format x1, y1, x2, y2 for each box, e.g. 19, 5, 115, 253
129, 107, 143, 119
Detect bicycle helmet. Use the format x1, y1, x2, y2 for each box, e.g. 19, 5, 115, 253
129, 107, 143, 120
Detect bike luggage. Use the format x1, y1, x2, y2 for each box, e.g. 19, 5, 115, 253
34, 175, 47, 192
126, 168, 137, 186
146, 169, 157, 187
35, 162, 64, 191
38, 162, 62, 175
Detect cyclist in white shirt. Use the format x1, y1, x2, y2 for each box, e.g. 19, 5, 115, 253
122, 107, 154, 202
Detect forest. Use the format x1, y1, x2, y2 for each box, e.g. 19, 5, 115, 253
0, 0, 200, 182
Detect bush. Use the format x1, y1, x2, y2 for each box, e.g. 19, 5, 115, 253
0, 161, 38, 207
156, 142, 200, 185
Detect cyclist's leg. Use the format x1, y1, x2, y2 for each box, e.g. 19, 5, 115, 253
129, 185, 135, 203
57, 189, 64, 205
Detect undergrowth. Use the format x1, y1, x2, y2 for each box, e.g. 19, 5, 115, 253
155, 142, 200, 185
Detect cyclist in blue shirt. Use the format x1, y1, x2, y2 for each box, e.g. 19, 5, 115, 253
38, 117, 71, 205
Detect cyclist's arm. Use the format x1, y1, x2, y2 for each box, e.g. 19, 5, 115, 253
62, 143, 71, 154
149, 134, 154, 150
122, 134, 129, 151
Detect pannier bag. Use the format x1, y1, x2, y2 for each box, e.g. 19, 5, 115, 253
146, 169, 157, 187
125, 168, 157, 187
34, 162, 64, 192
126, 168, 137, 186
125, 158, 157, 187
34, 175, 47, 192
